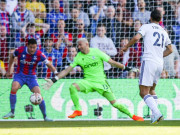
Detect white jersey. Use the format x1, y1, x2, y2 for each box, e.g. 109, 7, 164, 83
138, 23, 171, 65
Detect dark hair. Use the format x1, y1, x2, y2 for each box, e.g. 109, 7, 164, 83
97, 23, 106, 28
28, 38, 37, 45
27, 23, 35, 28
151, 9, 162, 22
0, 0, 6, 3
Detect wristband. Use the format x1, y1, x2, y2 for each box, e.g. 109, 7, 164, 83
51, 76, 59, 83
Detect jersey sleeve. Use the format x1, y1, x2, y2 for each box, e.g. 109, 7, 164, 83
165, 33, 171, 47
40, 52, 49, 64
96, 49, 110, 62
70, 54, 79, 68
138, 24, 147, 37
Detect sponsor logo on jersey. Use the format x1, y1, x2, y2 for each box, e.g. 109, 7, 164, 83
20, 60, 35, 65
84, 62, 98, 68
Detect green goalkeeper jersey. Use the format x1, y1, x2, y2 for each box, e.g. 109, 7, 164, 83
70, 48, 110, 83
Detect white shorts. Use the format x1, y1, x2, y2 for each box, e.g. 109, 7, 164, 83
139, 60, 163, 86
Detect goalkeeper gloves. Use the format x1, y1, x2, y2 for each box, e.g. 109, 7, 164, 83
123, 65, 132, 71
42, 76, 59, 90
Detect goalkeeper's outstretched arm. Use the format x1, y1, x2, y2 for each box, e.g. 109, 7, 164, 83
42, 66, 73, 90
108, 58, 132, 71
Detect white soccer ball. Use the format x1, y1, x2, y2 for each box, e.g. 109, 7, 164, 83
30, 93, 42, 105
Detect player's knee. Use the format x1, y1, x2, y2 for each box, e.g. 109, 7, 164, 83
69, 84, 78, 94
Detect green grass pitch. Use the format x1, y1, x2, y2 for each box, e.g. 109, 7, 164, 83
0, 120, 180, 135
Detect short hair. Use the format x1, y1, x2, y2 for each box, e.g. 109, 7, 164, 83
97, 23, 106, 28
151, 9, 162, 22
0, 0, 6, 3
27, 23, 35, 28
28, 38, 37, 45
76, 38, 88, 44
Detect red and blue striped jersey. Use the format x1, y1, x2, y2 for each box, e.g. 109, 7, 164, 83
13, 46, 48, 75
0, 10, 10, 34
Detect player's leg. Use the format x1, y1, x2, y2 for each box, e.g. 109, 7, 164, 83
28, 78, 52, 121
68, 83, 82, 118
68, 80, 94, 118
150, 83, 158, 105
3, 81, 22, 119
103, 91, 144, 121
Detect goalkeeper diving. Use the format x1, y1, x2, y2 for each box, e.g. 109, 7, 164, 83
42, 38, 144, 121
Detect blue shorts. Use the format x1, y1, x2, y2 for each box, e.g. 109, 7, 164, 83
13, 72, 39, 90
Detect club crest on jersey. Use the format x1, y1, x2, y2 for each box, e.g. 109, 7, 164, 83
34, 56, 37, 60
92, 56, 95, 60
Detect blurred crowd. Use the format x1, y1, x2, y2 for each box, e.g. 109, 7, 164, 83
0, 0, 180, 79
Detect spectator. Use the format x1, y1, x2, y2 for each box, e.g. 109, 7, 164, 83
38, 38, 62, 78
0, 0, 11, 35
62, 46, 82, 78
51, 19, 72, 48
132, 0, 151, 24
71, 0, 90, 29
26, 0, 47, 31
89, 0, 107, 35
46, 0, 67, 34
130, 19, 143, 67
117, 38, 138, 68
6, 0, 18, 16
90, 23, 117, 76
164, 44, 179, 78
73, 19, 92, 46
175, 1, 180, 25
21, 22, 50, 49
51, 19, 73, 59
101, 6, 122, 47
65, 7, 79, 33
0, 25, 10, 70
127, 68, 139, 79
116, 0, 134, 38
11, 0, 35, 48
146, 0, 176, 25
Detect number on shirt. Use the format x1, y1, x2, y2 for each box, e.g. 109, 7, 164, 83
153, 32, 164, 48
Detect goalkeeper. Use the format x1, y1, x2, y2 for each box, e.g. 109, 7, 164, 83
42, 38, 144, 121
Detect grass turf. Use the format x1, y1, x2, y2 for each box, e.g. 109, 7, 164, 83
0, 120, 180, 135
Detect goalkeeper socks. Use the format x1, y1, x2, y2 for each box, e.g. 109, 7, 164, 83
144, 94, 161, 116
69, 85, 81, 111
112, 102, 133, 118
10, 92, 16, 114
39, 99, 47, 119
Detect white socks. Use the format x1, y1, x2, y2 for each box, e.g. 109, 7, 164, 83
144, 94, 161, 116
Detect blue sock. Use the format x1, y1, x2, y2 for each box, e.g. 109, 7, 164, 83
39, 100, 46, 119
10, 94, 16, 114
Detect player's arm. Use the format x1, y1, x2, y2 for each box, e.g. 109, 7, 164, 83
6, 52, 15, 77
122, 33, 142, 52
108, 58, 132, 71
42, 66, 74, 90
163, 44, 173, 57
46, 62, 58, 75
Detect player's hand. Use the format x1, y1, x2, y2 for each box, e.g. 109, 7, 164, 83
123, 66, 133, 71
42, 78, 54, 90
6, 71, 11, 78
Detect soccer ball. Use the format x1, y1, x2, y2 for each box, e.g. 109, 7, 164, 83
30, 93, 42, 105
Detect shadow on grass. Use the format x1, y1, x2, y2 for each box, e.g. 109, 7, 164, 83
0, 120, 180, 128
